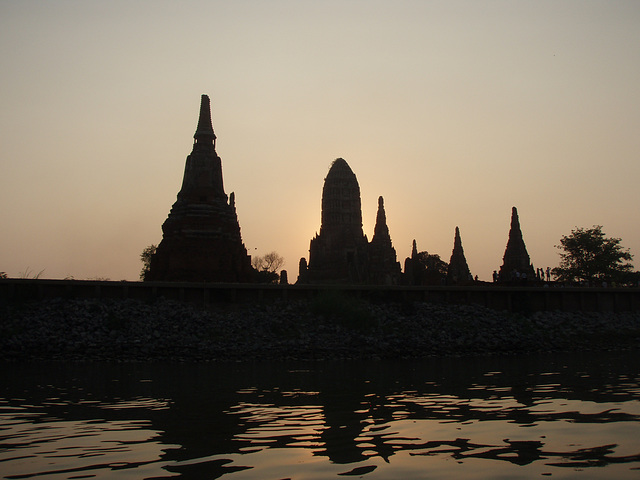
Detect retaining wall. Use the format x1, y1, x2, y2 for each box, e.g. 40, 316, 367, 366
2, 279, 639, 313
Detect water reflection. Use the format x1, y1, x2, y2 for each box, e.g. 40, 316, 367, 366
1, 351, 639, 479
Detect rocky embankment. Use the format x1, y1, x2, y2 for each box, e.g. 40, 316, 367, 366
2, 295, 640, 361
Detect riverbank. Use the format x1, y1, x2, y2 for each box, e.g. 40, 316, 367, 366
2, 295, 640, 361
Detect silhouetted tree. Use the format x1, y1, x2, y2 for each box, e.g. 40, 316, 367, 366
552, 226, 634, 285
252, 251, 285, 283
0, 272, 7, 279
140, 244, 157, 281
253, 251, 284, 272
417, 252, 448, 285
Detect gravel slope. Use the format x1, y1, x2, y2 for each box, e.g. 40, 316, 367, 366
2, 297, 640, 361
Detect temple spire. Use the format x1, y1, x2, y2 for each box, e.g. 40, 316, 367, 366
498, 206, 535, 282
447, 226, 472, 284
307, 158, 368, 283
194, 94, 216, 146
369, 196, 401, 284
372, 196, 390, 241
145, 94, 251, 283
509, 207, 522, 239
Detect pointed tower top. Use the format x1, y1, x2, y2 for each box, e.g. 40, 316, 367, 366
506, 206, 525, 245
373, 196, 389, 238
453, 226, 465, 252
411, 239, 418, 259
194, 94, 217, 145
510, 206, 520, 229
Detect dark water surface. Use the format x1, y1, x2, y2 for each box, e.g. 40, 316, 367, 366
1, 351, 640, 479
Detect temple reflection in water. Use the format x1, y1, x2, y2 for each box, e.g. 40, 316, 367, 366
2, 353, 640, 478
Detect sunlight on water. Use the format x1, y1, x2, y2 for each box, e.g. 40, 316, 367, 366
1, 352, 639, 479
0, 413, 173, 479
100, 398, 171, 411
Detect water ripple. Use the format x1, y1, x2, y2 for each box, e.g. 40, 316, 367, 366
1, 353, 639, 478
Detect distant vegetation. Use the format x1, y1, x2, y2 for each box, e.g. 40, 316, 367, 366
416, 251, 449, 284
553, 226, 636, 285
252, 251, 285, 283
139, 245, 157, 281
19, 268, 45, 279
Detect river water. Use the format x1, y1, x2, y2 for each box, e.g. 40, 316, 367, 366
1, 351, 639, 479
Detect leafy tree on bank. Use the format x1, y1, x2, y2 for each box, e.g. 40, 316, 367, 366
252, 251, 285, 283
416, 251, 449, 285
418, 252, 448, 281
139, 245, 157, 281
552, 226, 635, 285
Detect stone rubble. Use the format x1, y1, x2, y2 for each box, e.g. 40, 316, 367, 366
1, 297, 639, 362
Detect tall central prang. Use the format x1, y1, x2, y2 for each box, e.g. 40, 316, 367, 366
300, 158, 400, 284
146, 95, 253, 282
307, 158, 370, 283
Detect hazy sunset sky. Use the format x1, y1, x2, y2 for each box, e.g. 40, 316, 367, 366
1, 0, 639, 281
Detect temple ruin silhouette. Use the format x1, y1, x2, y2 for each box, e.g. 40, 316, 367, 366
145, 95, 253, 282
447, 226, 472, 284
402, 239, 428, 286
369, 196, 403, 284
298, 158, 401, 284
498, 206, 536, 282
143, 96, 540, 284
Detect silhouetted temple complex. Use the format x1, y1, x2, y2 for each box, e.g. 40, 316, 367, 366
498, 207, 536, 282
299, 158, 400, 284
138, 96, 547, 285
146, 95, 253, 282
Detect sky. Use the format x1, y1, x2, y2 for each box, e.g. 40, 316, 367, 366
1, 0, 639, 282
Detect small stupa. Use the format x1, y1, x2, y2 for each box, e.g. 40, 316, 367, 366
447, 226, 472, 284
368, 196, 401, 285
402, 239, 426, 285
498, 207, 536, 282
